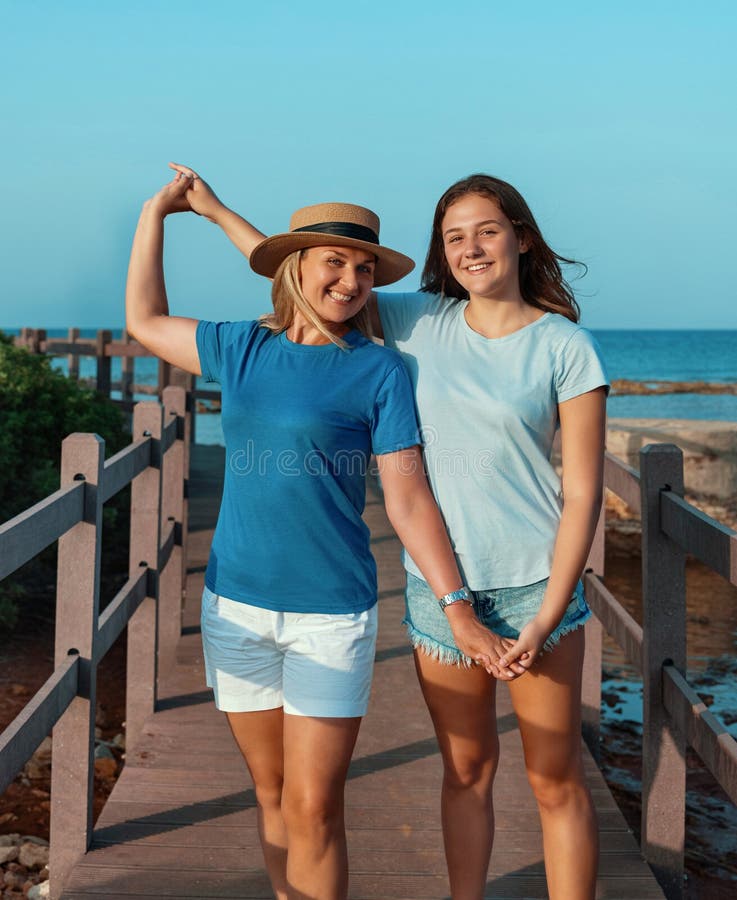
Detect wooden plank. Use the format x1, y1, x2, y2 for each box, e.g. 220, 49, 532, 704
660, 489, 737, 586
0, 481, 84, 580
662, 663, 737, 804
95, 571, 148, 663
583, 573, 643, 671
89, 820, 639, 853
605, 450, 641, 512
62, 866, 666, 899
0, 654, 78, 793
101, 439, 151, 503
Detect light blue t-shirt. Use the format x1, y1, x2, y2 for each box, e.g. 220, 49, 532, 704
196, 320, 421, 613
376, 292, 610, 589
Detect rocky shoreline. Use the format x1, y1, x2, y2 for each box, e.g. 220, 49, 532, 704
612, 379, 737, 395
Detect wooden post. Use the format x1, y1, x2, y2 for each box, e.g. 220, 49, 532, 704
157, 357, 171, 399
169, 368, 193, 583
581, 500, 605, 759
24, 327, 47, 353
95, 329, 112, 396
126, 402, 164, 750
158, 386, 186, 681
120, 330, 134, 405
49, 433, 104, 900
67, 328, 80, 380
639, 444, 687, 899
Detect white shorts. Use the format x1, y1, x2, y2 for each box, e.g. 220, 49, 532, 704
201, 586, 378, 717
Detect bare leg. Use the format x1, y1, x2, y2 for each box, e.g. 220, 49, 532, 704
226, 708, 288, 899
414, 651, 499, 900
281, 714, 363, 900
508, 628, 598, 900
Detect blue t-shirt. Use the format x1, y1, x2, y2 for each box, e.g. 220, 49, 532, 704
377, 292, 610, 588
196, 320, 420, 613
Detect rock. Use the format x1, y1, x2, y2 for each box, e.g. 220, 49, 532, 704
27, 881, 51, 900
0, 846, 19, 864
94, 757, 117, 779
32, 738, 52, 763
0, 812, 18, 826
23, 761, 46, 780
0, 834, 21, 847
3, 869, 24, 889
18, 838, 48, 848
18, 843, 48, 870
111, 733, 125, 750
94, 743, 114, 760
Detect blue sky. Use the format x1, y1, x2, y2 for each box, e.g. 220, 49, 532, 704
1, 0, 735, 329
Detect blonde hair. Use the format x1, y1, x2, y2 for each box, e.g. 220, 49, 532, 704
259, 250, 373, 348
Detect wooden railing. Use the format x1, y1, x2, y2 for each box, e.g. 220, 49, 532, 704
0, 388, 191, 900
13, 328, 221, 439
581, 444, 737, 900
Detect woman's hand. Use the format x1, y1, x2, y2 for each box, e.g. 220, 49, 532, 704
444, 603, 529, 679
168, 162, 226, 223
497, 617, 550, 672
145, 171, 195, 219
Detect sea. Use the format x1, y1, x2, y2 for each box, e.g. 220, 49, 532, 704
5, 327, 737, 445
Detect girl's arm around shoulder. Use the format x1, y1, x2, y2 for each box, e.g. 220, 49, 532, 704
168, 162, 267, 261
372, 290, 438, 347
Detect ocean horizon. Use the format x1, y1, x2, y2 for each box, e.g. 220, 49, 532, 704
4, 326, 737, 440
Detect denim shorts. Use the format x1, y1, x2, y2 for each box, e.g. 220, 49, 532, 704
404, 572, 591, 667
201, 586, 378, 716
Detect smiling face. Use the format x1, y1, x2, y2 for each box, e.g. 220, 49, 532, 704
297, 245, 376, 333
441, 193, 528, 303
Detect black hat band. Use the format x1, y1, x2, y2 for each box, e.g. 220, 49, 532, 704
292, 221, 379, 245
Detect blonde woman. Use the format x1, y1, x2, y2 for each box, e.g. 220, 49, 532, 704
126, 168, 518, 900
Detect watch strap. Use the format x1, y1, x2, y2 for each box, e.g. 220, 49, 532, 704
437, 586, 473, 611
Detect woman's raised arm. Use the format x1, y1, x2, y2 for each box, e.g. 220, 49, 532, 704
125, 173, 201, 373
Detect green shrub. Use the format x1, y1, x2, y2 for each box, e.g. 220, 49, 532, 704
0, 332, 130, 628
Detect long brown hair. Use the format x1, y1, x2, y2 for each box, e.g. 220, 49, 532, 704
259, 249, 372, 348
421, 174, 583, 323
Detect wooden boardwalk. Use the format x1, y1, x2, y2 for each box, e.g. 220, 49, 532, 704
61, 445, 664, 899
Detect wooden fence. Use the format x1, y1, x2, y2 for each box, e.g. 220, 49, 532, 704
12, 328, 220, 440
581, 444, 737, 899
4, 330, 737, 898
0, 387, 190, 900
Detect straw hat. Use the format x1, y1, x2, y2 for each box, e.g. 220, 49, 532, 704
249, 202, 415, 287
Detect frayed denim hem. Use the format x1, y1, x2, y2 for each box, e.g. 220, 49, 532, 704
403, 619, 474, 668
542, 605, 592, 653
